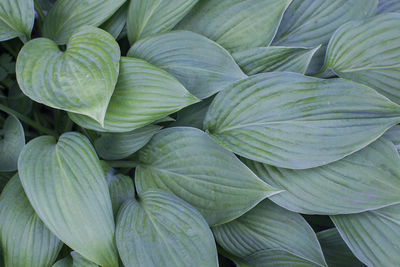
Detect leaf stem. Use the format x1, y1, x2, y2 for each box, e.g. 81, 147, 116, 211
105, 160, 139, 168
34, 0, 45, 21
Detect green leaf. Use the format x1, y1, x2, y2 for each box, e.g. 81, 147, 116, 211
171, 97, 213, 129
204, 72, 400, 169
176, 0, 292, 52
233, 46, 320, 75
377, 0, 400, 13
69, 57, 197, 132
7, 82, 32, 115
317, 228, 363, 267
331, 204, 400, 266
383, 125, 400, 150
321, 13, 400, 105
53, 252, 98, 267
16, 26, 120, 125
43, 0, 126, 44
0, 0, 34, 42
18, 132, 118, 267
0, 175, 62, 267
135, 127, 280, 226
127, 0, 198, 44
0, 172, 13, 193
239, 250, 322, 267
0, 115, 25, 172
243, 138, 400, 214
116, 189, 218, 267
213, 200, 327, 267
127, 31, 246, 99
95, 125, 161, 160
101, 2, 128, 39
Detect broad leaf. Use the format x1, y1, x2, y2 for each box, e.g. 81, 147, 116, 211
0, 175, 62, 267
18, 132, 118, 267
101, 2, 128, 39
377, 0, 400, 13
176, 0, 292, 52
127, 31, 246, 99
43, 0, 126, 44
204, 72, 400, 169
69, 57, 198, 132
171, 97, 213, 129
116, 190, 218, 267
0, 0, 34, 42
383, 125, 400, 150
238, 250, 322, 267
0, 116, 24, 171
53, 252, 98, 267
127, 0, 198, 44
16, 26, 120, 125
213, 200, 327, 267
135, 127, 280, 225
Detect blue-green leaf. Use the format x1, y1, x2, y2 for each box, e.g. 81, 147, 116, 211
0, 0, 34, 42
377, 0, 400, 13
0, 116, 25, 172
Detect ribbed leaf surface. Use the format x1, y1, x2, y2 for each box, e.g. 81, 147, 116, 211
377, 0, 400, 13
0, 0, 34, 42
0, 116, 24, 171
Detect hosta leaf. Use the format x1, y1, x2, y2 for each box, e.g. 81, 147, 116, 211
233, 46, 320, 75
0, 172, 13, 193
136, 127, 279, 226
116, 190, 218, 267
213, 200, 327, 267
43, 0, 126, 44
53, 252, 98, 267
331, 204, 400, 266
204, 72, 400, 169
383, 125, 400, 150
171, 97, 213, 129
317, 228, 363, 267
0, 175, 62, 267
7, 82, 32, 115
127, 0, 198, 44
95, 125, 161, 160
101, 2, 128, 39
238, 250, 322, 267
321, 13, 400, 105
0, 0, 34, 42
69, 57, 198, 132
16, 26, 120, 125
18, 132, 118, 267
377, 0, 400, 13
127, 31, 246, 99
176, 0, 292, 52
243, 138, 400, 214
0, 116, 25, 172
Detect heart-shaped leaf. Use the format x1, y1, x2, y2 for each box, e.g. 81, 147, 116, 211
0, 175, 62, 267
204, 72, 400, 169
0, 115, 25, 172
43, 0, 126, 44
69, 57, 198, 132
0, 0, 34, 42
127, 31, 246, 99
116, 189, 218, 267
18, 132, 118, 267
135, 127, 280, 226
377, 0, 400, 13
16, 26, 120, 125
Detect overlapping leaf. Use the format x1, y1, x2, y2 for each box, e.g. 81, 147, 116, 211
53, 252, 98, 267
0, 116, 24, 171
0, 0, 34, 42
377, 0, 400, 13
383, 125, 400, 150
101, 2, 128, 39
171, 98, 213, 129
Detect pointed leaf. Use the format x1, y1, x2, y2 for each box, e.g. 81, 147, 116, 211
0, 0, 34, 42
171, 97, 213, 129
101, 2, 128, 39
0, 116, 24, 171
377, 0, 400, 13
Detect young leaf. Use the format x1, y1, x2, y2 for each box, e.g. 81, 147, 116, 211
116, 190, 218, 267
377, 0, 400, 13
16, 26, 120, 125
135, 127, 280, 226
176, 0, 292, 52
127, 31, 246, 99
0, 175, 62, 267
18, 132, 118, 267
204, 72, 400, 169
69, 57, 198, 132
0, 116, 25, 172
0, 0, 34, 42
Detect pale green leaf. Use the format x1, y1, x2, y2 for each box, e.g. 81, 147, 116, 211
116, 190, 218, 267
0, 116, 25, 172
135, 127, 280, 226
0, 175, 62, 267
171, 97, 213, 129
176, 0, 292, 52
16, 26, 120, 125
69, 57, 198, 132
43, 0, 126, 44
377, 0, 400, 13
204, 72, 400, 169
53, 252, 98, 267
0, 0, 34, 42
18, 132, 118, 267
101, 2, 128, 39
383, 125, 400, 150
127, 31, 246, 99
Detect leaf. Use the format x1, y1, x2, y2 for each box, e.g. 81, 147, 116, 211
18, 132, 118, 267
213, 200, 327, 266
239, 250, 322, 267
135, 127, 280, 226
127, 0, 198, 44
0, 115, 25, 172
377, 0, 400, 13
204, 72, 400, 169
233, 46, 320, 75
16, 26, 120, 125
101, 2, 128, 39
127, 31, 246, 99
171, 97, 213, 129
243, 138, 400, 214
95, 125, 161, 160
0, 172, 13, 193
317, 228, 363, 267
176, 0, 292, 52
0, 0, 34, 42
331, 204, 400, 266
0, 175, 62, 267
69, 57, 197, 132
53, 252, 98, 267
383, 125, 400, 150
116, 189, 218, 267
321, 13, 400, 105
43, 0, 127, 44
7, 82, 32, 115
